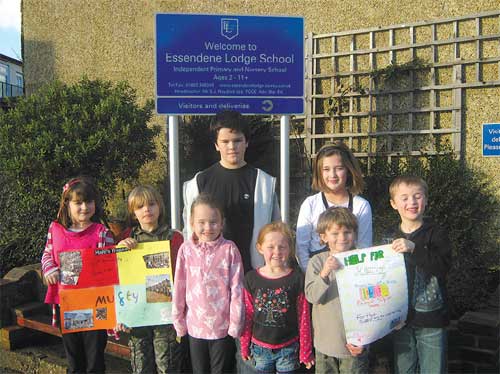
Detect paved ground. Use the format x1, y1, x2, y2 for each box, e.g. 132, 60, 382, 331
0, 335, 131, 374
0, 333, 393, 374
0, 341, 391, 374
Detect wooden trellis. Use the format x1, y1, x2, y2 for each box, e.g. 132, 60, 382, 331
297, 10, 500, 169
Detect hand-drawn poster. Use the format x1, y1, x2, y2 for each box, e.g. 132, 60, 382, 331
58, 246, 124, 288
59, 241, 173, 333
59, 286, 117, 333
335, 245, 408, 345
115, 241, 174, 327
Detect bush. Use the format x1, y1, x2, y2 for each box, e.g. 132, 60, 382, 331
0, 78, 159, 276
364, 154, 499, 316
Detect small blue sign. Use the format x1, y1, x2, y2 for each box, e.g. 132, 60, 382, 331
157, 97, 303, 115
482, 123, 500, 157
155, 14, 304, 115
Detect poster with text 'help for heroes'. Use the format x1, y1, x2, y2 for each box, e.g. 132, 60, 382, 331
335, 245, 408, 345
58, 241, 173, 334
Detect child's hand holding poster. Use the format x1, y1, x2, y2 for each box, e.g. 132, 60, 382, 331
59, 241, 174, 333
335, 244, 408, 345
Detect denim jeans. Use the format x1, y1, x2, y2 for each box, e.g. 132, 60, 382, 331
393, 325, 447, 374
251, 341, 300, 373
315, 350, 369, 374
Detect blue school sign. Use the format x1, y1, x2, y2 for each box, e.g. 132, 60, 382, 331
155, 14, 304, 114
482, 123, 500, 157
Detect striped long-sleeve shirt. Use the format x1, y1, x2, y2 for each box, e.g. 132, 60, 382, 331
41, 221, 115, 304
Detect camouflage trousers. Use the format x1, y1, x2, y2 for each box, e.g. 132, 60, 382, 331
129, 325, 189, 374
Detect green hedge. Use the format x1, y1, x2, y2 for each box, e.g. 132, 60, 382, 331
0, 78, 158, 276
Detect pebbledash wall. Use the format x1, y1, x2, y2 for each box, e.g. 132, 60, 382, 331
22, 0, 500, 198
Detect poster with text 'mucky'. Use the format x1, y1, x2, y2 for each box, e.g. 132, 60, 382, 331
58, 241, 173, 334
335, 245, 408, 346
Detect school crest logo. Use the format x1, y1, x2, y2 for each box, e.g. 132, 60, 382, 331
221, 18, 238, 40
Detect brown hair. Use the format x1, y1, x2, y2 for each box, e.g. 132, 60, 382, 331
127, 185, 166, 227
190, 193, 224, 223
312, 142, 364, 195
316, 207, 358, 245
210, 110, 250, 143
389, 175, 428, 200
56, 176, 103, 228
256, 221, 296, 264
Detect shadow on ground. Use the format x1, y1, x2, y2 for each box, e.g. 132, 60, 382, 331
0, 335, 130, 374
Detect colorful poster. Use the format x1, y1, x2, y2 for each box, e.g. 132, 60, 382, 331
59, 241, 173, 333
115, 242, 174, 327
58, 246, 123, 288
335, 245, 408, 345
59, 286, 116, 333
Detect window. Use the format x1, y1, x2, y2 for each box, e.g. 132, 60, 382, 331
16, 72, 23, 87
0, 63, 8, 97
0, 63, 7, 83
13, 71, 24, 96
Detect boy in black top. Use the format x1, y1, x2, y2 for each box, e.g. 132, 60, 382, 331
389, 176, 452, 374
195, 163, 256, 271
183, 110, 280, 273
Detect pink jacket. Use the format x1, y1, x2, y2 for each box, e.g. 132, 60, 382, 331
41, 221, 115, 304
172, 234, 244, 339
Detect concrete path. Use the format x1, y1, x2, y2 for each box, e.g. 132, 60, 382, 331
0, 336, 130, 374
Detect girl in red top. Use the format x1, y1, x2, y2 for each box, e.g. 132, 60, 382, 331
240, 222, 315, 373
41, 177, 114, 374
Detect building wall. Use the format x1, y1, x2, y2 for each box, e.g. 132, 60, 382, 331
22, 0, 499, 95
22, 0, 500, 196
0, 54, 23, 97
464, 87, 500, 198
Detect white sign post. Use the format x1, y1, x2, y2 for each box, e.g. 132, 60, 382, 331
167, 116, 181, 229
280, 115, 290, 222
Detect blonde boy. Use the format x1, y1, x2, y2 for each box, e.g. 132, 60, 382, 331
389, 176, 452, 374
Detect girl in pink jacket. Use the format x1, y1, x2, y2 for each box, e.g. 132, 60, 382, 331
172, 193, 244, 374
